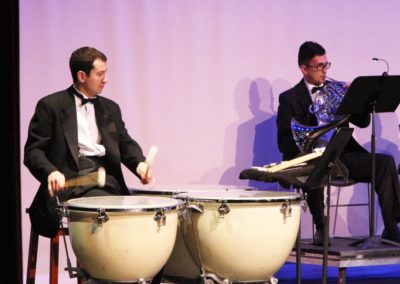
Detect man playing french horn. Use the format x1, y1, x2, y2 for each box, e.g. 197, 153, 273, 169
276, 41, 400, 245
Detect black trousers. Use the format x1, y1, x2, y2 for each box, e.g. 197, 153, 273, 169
305, 152, 400, 231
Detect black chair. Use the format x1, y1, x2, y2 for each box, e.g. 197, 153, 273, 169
331, 180, 372, 238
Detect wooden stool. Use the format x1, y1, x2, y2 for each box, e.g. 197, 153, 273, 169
25, 209, 82, 284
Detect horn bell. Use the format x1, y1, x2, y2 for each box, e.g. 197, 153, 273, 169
291, 115, 350, 153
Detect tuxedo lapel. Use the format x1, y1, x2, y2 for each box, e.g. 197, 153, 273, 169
296, 81, 318, 126
61, 88, 80, 167
94, 100, 119, 164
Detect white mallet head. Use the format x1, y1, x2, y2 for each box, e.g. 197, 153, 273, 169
97, 167, 106, 188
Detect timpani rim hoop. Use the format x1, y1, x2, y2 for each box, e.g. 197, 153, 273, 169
173, 190, 303, 203
63, 195, 183, 212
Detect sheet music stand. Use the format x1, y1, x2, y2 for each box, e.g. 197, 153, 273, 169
337, 75, 400, 249
302, 127, 354, 284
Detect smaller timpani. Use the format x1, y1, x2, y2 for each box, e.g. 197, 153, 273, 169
63, 195, 183, 283
130, 184, 255, 282
174, 190, 302, 283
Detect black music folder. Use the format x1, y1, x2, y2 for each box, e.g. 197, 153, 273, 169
303, 127, 353, 189
337, 75, 400, 115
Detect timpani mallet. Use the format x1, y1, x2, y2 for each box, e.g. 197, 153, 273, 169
64, 166, 106, 188
144, 145, 158, 178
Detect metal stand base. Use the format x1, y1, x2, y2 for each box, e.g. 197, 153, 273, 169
288, 237, 400, 283
351, 235, 400, 248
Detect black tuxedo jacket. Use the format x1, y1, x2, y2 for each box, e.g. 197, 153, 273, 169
24, 86, 145, 237
276, 79, 369, 161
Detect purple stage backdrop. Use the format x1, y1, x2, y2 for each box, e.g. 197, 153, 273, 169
20, 1, 400, 282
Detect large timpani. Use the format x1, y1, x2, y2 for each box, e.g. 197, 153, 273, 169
63, 196, 183, 283
174, 190, 302, 283
130, 184, 254, 282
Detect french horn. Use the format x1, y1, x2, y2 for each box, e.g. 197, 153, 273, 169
291, 78, 351, 152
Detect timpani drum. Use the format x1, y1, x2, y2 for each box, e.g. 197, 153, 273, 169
63, 196, 183, 283
130, 184, 255, 282
174, 190, 302, 283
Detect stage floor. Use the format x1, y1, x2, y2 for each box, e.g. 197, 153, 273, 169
162, 237, 400, 284
53, 236, 400, 283
285, 236, 400, 283
276, 262, 400, 283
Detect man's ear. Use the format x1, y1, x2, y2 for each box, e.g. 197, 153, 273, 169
299, 65, 307, 76
77, 70, 86, 83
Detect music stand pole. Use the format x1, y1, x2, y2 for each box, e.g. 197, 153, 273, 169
370, 100, 376, 239
351, 98, 378, 248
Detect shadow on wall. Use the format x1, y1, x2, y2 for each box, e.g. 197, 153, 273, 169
363, 114, 400, 162
218, 77, 292, 190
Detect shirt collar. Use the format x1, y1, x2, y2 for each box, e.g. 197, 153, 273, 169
304, 79, 323, 95
72, 84, 89, 99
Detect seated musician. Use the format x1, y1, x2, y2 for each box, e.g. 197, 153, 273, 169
24, 46, 154, 238
24, 47, 164, 284
276, 41, 400, 245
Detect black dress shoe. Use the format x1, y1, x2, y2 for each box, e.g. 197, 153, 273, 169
382, 228, 400, 243
312, 229, 324, 246
312, 228, 331, 246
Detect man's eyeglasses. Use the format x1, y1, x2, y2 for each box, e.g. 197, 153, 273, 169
305, 62, 331, 71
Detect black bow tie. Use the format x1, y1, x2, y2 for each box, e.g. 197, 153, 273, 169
311, 85, 324, 94
74, 92, 99, 105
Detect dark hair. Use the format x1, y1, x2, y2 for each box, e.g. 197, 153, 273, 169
69, 47, 107, 83
298, 41, 325, 66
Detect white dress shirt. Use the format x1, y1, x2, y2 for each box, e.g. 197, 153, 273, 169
73, 87, 106, 157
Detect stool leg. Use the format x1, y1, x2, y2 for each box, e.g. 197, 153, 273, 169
50, 230, 61, 284
26, 227, 39, 284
